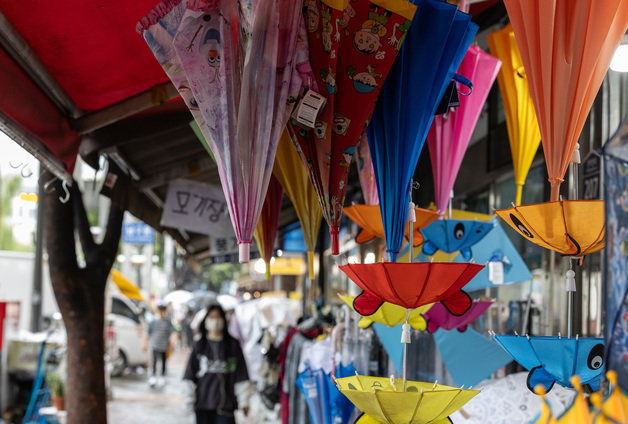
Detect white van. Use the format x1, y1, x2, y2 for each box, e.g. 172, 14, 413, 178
106, 293, 152, 376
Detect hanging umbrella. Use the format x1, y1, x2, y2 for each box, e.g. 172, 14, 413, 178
338, 294, 430, 330
340, 262, 483, 316
288, 0, 418, 255
492, 334, 605, 392
425, 300, 493, 333
344, 204, 439, 245
421, 219, 493, 260
486, 24, 541, 206
253, 175, 283, 280
172, 0, 304, 262
502, 0, 628, 201
137, 0, 215, 154
427, 45, 501, 215
365, 0, 477, 261
592, 371, 628, 424
356, 135, 379, 206
532, 377, 592, 424
273, 130, 322, 281
336, 375, 479, 424
495, 200, 605, 257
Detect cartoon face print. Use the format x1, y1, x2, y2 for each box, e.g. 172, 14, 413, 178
353, 29, 381, 55
199, 27, 221, 82
510, 214, 533, 238
333, 114, 351, 135
322, 30, 332, 53
177, 84, 199, 111
587, 344, 604, 371
341, 146, 355, 165
353, 8, 390, 54
339, 3, 356, 29
305, 1, 320, 33
321, 67, 336, 94
347, 65, 382, 93
314, 121, 327, 139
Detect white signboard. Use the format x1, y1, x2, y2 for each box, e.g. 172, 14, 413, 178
161, 179, 233, 237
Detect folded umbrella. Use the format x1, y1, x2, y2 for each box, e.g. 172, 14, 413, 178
253, 175, 283, 280
356, 135, 379, 206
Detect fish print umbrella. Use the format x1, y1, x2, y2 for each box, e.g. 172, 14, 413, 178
425, 300, 493, 333
495, 200, 605, 257
486, 24, 541, 206
253, 175, 283, 280
338, 294, 430, 330
172, 0, 304, 262
336, 375, 479, 424
492, 333, 605, 393
421, 219, 493, 260
289, 0, 418, 255
343, 204, 439, 245
503, 0, 628, 201
273, 130, 322, 281
365, 0, 477, 261
427, 45, 500, 214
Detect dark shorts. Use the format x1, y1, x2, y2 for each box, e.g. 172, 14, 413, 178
195, 410, 235, 424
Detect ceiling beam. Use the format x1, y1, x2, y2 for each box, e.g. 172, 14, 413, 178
136, 156, 216, 190
0, 11, 82, 119
71, 82, 179, 135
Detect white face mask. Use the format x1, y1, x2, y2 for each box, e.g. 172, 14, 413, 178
205, 317, 224, 334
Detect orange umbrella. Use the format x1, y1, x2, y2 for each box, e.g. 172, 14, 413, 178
343, 204, 439, 246
273, 130, 322, 280
503, 1, 628, 201
486, 24, 541, 206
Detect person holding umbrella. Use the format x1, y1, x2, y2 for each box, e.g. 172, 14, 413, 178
183, 303, 251, 424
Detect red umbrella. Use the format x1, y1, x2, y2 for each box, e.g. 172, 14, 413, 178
340, 262, 483, 316
254, 176, 283, 280
289, 0, 417, 254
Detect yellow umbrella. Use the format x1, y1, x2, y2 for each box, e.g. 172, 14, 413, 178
338, 295, 430, 330
273, 130, 322, 280
555, 377, 593, 424
533, 386, 558, 424
592, 371, 628, 424
487, 24, 541, 206
336, 375, 479, 424
110, 269, 145, 302
495, 200, 604, 257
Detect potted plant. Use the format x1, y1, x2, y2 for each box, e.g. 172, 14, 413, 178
45, 372, 65, 411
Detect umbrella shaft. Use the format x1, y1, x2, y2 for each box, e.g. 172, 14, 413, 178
567, 291, 574, 338
402, 342, 407, 391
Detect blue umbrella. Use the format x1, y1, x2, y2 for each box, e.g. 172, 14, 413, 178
366, 0, 477, 261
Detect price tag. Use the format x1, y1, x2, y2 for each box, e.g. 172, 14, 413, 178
489, 261, 504, 285
292, 89, 327, 128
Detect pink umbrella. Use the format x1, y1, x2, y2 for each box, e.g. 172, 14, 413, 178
424, 300, 493, 333
172, 0, 307, 262
427, 45, 501, 214
355, 135, 378, 206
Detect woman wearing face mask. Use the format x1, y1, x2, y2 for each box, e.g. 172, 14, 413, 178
183, 303, 250, 424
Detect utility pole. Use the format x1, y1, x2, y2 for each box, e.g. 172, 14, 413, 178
31, 166, 44, 331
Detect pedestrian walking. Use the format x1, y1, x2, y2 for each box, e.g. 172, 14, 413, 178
144, 302, 176, 388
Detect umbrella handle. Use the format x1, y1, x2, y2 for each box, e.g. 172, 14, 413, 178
453, 73, 473, 96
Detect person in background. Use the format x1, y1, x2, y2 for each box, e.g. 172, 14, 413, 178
144, 302, 176, 388
183, 303, 251, 424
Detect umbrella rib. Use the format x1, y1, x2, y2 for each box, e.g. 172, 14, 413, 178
416, 263, 432, 304
382, 265, 405, 308
373, 391, 395, 424
514, 205, 556, 251
430, 389, 461, 423
560, 202, 580, 255
408, 389, 424, 423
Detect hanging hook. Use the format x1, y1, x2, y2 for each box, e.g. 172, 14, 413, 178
20, 165, 33, 178
58, 181, 70, 204
43, 177, 58, 193
9, 161, 23, 169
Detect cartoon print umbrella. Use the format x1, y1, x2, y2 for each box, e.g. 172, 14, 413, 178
336, 375, 479, 424
253, 175, 283, 280
273, 130, 322, 281
344, 204, 439, 245
503, 0, 628, 201
172, 0, 304, 262
365, 0, 477, 261
137, 0, 215, 153
425, 300, 493, 333
495, 200, 605, 257
492, 333, 605, 393
421, 219, 493, 260
356, 135, 379, 206
427, 45, 501, 215
486, 24, 541, 206
288, 0, 417, 255
338, 294, 430, 330
340, 262, 484, 316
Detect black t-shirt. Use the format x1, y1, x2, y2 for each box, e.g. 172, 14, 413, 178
183, 336, 249, 413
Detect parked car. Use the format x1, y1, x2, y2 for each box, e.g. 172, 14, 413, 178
107, 293, 152, 376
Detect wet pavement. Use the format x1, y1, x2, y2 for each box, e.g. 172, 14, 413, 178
107, 348, 195, 424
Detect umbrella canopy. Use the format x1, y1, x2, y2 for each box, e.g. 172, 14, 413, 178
110, 269, 145, 302
492, 334, 605, 392
427, 45, 501, 214
421, 219, 493, 260
533, 377, 592, 424
356, 136, 379, 206
495, 200, 605, 257
336, 375, 479, 424
502, 0, 628, 201
344, 205, 439, 246
338, 294, 429, 330
425, 300, 493, 333
288, 0, 418, 255
592, 371, 628, 424
365, 0, 477, 262
254, 175, 283, 280
273, 130, 322, 281
340, 262, 484, 316
486, 24, 541, 206
171, 0, 304, 262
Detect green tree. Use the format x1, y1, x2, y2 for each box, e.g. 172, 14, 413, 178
0, 174, 33, 252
